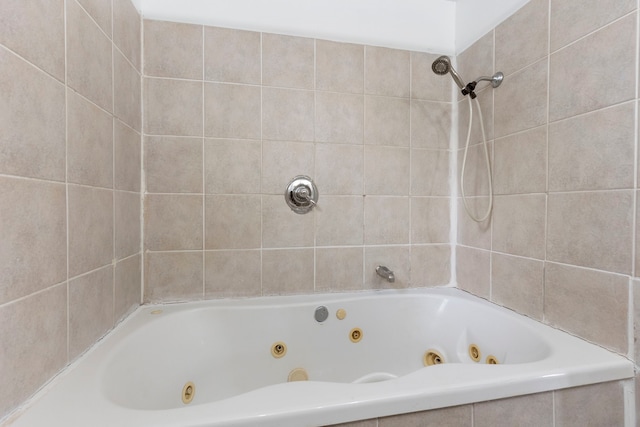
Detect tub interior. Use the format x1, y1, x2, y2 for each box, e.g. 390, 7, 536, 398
101, 294, 550, 410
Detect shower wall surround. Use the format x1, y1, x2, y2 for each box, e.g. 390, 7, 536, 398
0, 0, 142, 420
142, 20, 452, 301
455, 0, 638, 424
2, 0, 639, 425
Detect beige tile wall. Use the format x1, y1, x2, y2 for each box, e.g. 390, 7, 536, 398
0, 0, 141, 420
327, 381, 626, 426
455, 1, 639, 421
2, 0, 637, 424
142, 20, 453, 301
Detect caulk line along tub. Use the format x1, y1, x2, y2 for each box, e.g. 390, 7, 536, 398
7, 288, 634, 427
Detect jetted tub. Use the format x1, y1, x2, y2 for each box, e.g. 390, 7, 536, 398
7, 288, 634, 427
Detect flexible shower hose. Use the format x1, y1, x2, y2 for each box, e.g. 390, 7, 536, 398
460, 96, 492, 222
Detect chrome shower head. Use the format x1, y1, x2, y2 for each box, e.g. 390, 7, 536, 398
431, 55, 466, 90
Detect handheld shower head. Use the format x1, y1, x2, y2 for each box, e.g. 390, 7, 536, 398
431, 55, 466, 90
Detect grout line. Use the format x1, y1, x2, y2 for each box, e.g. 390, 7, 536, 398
201, 25, 206, 299
63, 0, 70, 364
260, 31, 264, 297
111, 0, 117, 327
139, 12, 146, 305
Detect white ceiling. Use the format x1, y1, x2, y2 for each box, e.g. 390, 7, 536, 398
131, 0, 529, 55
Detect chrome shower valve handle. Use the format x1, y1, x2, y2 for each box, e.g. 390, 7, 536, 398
285, 176, 319, 214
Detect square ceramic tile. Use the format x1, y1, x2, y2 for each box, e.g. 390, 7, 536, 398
0, 46, 65, 181
550, 0, 636, 51
144, 194, 203, 251
554, 382, 625, 427
314, 143, 363, 195
144, 251, 203, 302
262, 249, 314, 295
204, 83, 261, 139
262, 33, 314, 89
493, 126, 547, 195
411, 197, 450, 244
549, 14, 635, 121
145, 136, 203, 193
315, 248, 364, 292
495, 0, 548, 76
364, 146, 409, 195
262, 140, 314, 194
205, 139, 261, 194
204, 26, 261, 84
364, 196, 410, 245
411, 100, 451, 149
491, 253, 544, 320
365, 46, 410, 97
144, 77, 203, 136
0, 177, 66, 305
547, 191, 633, 274
205, 195, 262, 249
316, 92, 364, 144
316, 196, 364, 246
144, 19, 202, 79
474, 392, 552, 427
364, 95, 410, 146
316, 40, 364, 94
410, 245, 451, 287
262, 195, 314, 248
494, 59, 547, 138
205, 250, 261, 298
492, 194, 546, 259
0, 0, 65, 80
411, 149, 449, 196
262, 87, 314, 141
548, 102, 634, 191
544, 262, 628, 353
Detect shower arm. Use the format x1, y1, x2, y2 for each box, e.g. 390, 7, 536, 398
461, 71, 504, 99
472, 72, 504, 89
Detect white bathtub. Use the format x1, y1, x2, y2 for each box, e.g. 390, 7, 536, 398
7, 288, 634, 427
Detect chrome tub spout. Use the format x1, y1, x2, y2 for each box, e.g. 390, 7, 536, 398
376, 265, 395, 283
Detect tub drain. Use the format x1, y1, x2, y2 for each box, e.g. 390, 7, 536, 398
181, 381, 195, 404
349, 328, 363, 343
423, 350, 445, 366
486, 355, 499, 365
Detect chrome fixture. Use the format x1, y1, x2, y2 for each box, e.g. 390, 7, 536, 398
285, 175, 319, 214
432, 55, 500, 223
431, 55, 503, 99
376, 265, 395, 283
474, 72, 504, 88
314, 306, 329, 323
431, 55, 466, 90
